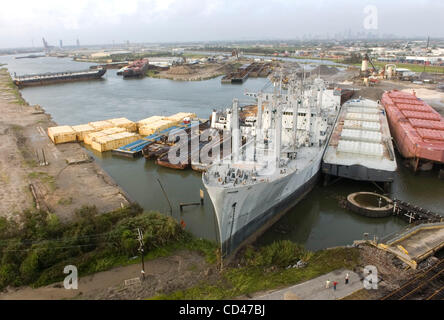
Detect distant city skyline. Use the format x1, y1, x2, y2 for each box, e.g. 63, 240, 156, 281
1, 0, 443, 49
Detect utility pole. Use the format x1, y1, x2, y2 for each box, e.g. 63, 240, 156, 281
137, 228, 145, 280
424, 36, 430, 73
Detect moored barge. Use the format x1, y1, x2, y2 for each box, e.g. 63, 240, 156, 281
122, 59, 149, 78
13, 68, 106, 87
382, 90, 444, 170
322, 98, 397, 186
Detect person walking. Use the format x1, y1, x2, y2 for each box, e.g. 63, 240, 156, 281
325, 279, 330, 289
345, 273, 349, 285
333, 281, 338, 291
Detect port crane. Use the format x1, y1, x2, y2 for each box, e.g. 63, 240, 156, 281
365, 54, 378, 74
361, 54, 380, 86
42, 37, 55, 53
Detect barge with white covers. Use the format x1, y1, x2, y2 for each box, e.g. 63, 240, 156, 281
322, 98, 397, 187
203, 75, 341, 256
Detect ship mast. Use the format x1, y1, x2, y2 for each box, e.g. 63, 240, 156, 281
274, 94, 282, 168
231, 99, 240, 162
292, 78, 299, 150
255, 92, 263, 162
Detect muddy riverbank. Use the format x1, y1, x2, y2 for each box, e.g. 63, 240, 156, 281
0, 68, 130, 220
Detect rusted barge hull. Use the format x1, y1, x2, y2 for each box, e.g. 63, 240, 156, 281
382, 90, 444, 165
156, 157, 190, 170
142, 143, 171, 160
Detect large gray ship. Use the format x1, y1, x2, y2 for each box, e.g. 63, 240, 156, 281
203, 75, 341, 256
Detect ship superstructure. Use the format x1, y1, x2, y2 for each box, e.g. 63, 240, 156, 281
203, 75, 341, 256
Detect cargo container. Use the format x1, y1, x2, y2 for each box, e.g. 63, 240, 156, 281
72, 124, 96, 142
84, 131, 106, 145
84, 127, 127, 145
89, 120, 114, 131
91, 132, 139, 152
108, 118, 137, 132
138, 119, 175, 136
100, 127, 127, 135
163, 112, 196, 124
137, 116, 164, 129
47, 126, 77, 144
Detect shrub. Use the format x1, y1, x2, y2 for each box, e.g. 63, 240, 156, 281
0, 203, 193, 289
0, 263, 20, 288
20, 250, 40, 283
246, 240, 309, 268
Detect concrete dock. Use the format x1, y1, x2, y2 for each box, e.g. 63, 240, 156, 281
377, 222, 444, 269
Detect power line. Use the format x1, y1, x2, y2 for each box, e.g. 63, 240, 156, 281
0, 231, 124, 246
0, 226, 148, 249
1, 242, 117, 252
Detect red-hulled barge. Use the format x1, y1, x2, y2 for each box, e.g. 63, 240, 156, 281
122, 58, 149, 78
382, 90, 444, 169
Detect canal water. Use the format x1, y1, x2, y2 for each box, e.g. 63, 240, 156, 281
2, 54, 443, 251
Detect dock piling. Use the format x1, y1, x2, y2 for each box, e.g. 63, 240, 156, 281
180, 190, 205, 211
200, 189, 204, 205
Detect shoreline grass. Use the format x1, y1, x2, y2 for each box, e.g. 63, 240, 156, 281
152, 243, 359, 300
0, 204, 218, 290
0, 68, 27, 105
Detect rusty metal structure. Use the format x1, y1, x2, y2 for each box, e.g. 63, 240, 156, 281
382, 90, 444, 170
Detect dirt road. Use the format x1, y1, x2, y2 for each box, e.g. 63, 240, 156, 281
0, 250, 214, 300
0, 68, 129, 220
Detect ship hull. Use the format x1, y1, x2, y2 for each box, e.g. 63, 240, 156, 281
122, 62, 149, 78
222, 171, 319, 257
205, 149, 324, 257
13, 69, 106, 88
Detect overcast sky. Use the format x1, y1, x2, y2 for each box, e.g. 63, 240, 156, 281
1, 0, 443, 48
